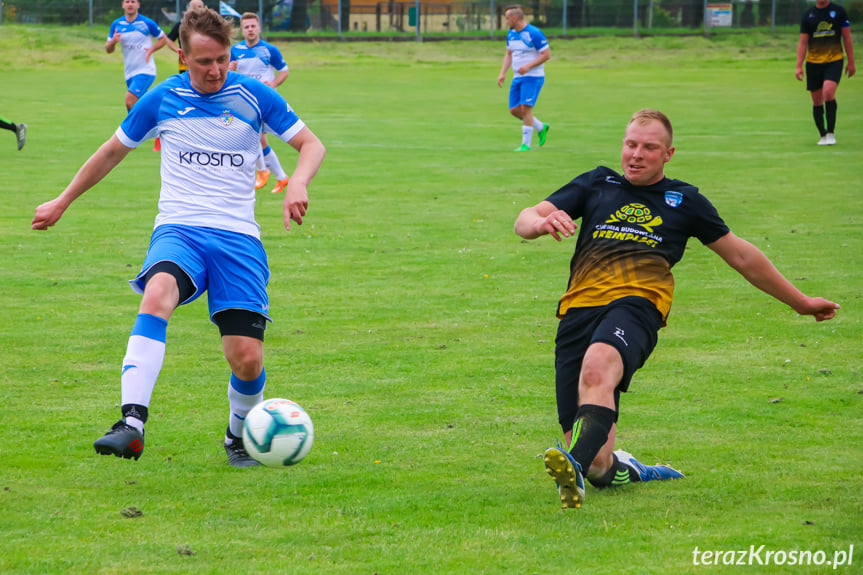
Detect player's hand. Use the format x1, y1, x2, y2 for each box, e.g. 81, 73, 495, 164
497, 74, 505, 87
112, 31, 121, 44
517, 65, 529, 75
228, 61, 238, 71
542, 210, 577, 241
846, 63, 856, 78
795, 67, 804, 81
795, 296, 840, 322
32, 198, 67, 230
283, 180, 309, 230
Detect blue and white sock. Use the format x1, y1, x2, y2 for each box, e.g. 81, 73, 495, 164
226, 368, 266, 443
262, 146, 288, 180
522, 125, 534, 147
120, 313, 168, 433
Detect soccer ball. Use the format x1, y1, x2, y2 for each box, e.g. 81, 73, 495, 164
242, 398, 314, 467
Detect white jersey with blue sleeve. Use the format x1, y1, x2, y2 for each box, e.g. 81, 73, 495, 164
507, 24, 549, 78
108, 15, 165, 79
114, 72, 306, 239
230, 40, 289, 84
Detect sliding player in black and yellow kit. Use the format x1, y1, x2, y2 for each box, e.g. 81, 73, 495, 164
515, 110, 840, 509
796, 0, 856, 145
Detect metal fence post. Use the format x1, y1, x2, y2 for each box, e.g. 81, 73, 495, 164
633, 0, 638, 37
562, 0, 567, 36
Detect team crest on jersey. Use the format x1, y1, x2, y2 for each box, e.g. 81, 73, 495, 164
220, 110, 234, 126
830, 10, 836, 18
664, 191, 683, 207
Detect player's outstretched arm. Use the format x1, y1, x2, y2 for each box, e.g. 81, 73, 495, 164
32, 135, 133, 230
282, 127, 326, 230
498, 50, 512, 87
270, 69, 290, 89
106, 31, 121, 54
517, 48, 550, 76
795, 33, 809, 81
707, 232, 839, 321
841, 27, 855, 77
514, 200, 577, 241
146, 35, 168, 61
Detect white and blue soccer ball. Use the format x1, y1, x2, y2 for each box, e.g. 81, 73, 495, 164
242, 398, 314, 467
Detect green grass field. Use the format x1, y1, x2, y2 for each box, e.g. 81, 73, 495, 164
1, 25, 861, 574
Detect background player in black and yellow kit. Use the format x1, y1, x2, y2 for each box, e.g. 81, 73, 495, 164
163, 0, 206, 73
514, 109, 840, 509
795, 0, 855, 145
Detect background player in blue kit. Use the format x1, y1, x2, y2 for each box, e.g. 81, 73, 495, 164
514, 109, 839, 509
230, 12, 292, 194
32, 6, 326, 468
497, 5, 550, 152
795, 0, 855, 146
106, 0, 167, 112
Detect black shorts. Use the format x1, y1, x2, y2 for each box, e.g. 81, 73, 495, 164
143, 262, 266, 341
554, 296, 663, 432
806, 59, 843, 92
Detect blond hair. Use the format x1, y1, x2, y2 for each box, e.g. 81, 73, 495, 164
629, 109, 673, 147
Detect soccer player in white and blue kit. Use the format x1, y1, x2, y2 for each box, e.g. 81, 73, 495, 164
497, 5, 550, 152
230, 12, 293, 194
33, 7, 326, 468
106, 0, 167, 112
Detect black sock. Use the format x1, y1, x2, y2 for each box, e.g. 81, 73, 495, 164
568, 404, 617, 475
0, 120, 15, 132
812, 105, 826, 137
121, 404, 149, 424
825, 100, 837, 133
587, 452, 639, 487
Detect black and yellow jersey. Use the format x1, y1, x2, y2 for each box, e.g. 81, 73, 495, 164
801, 3, 850, 64
546, 166, 730, 322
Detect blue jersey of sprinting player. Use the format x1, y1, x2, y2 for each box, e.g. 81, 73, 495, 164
114, 71, 306, 239
107, 14, 165, 79
230, 40, 289, 84
506, 24, 549, 78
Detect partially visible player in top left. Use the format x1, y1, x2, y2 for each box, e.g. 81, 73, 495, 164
106, 0, 167, 112
230, 12, 292, 194
0, 115, 26, 151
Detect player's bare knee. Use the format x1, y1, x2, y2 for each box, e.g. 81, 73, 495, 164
226, 347, 262, 381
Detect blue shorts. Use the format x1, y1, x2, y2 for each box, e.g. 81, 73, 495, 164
126, 73, 156, 98
509, 76, 545, 109
130, 224, 272, 323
